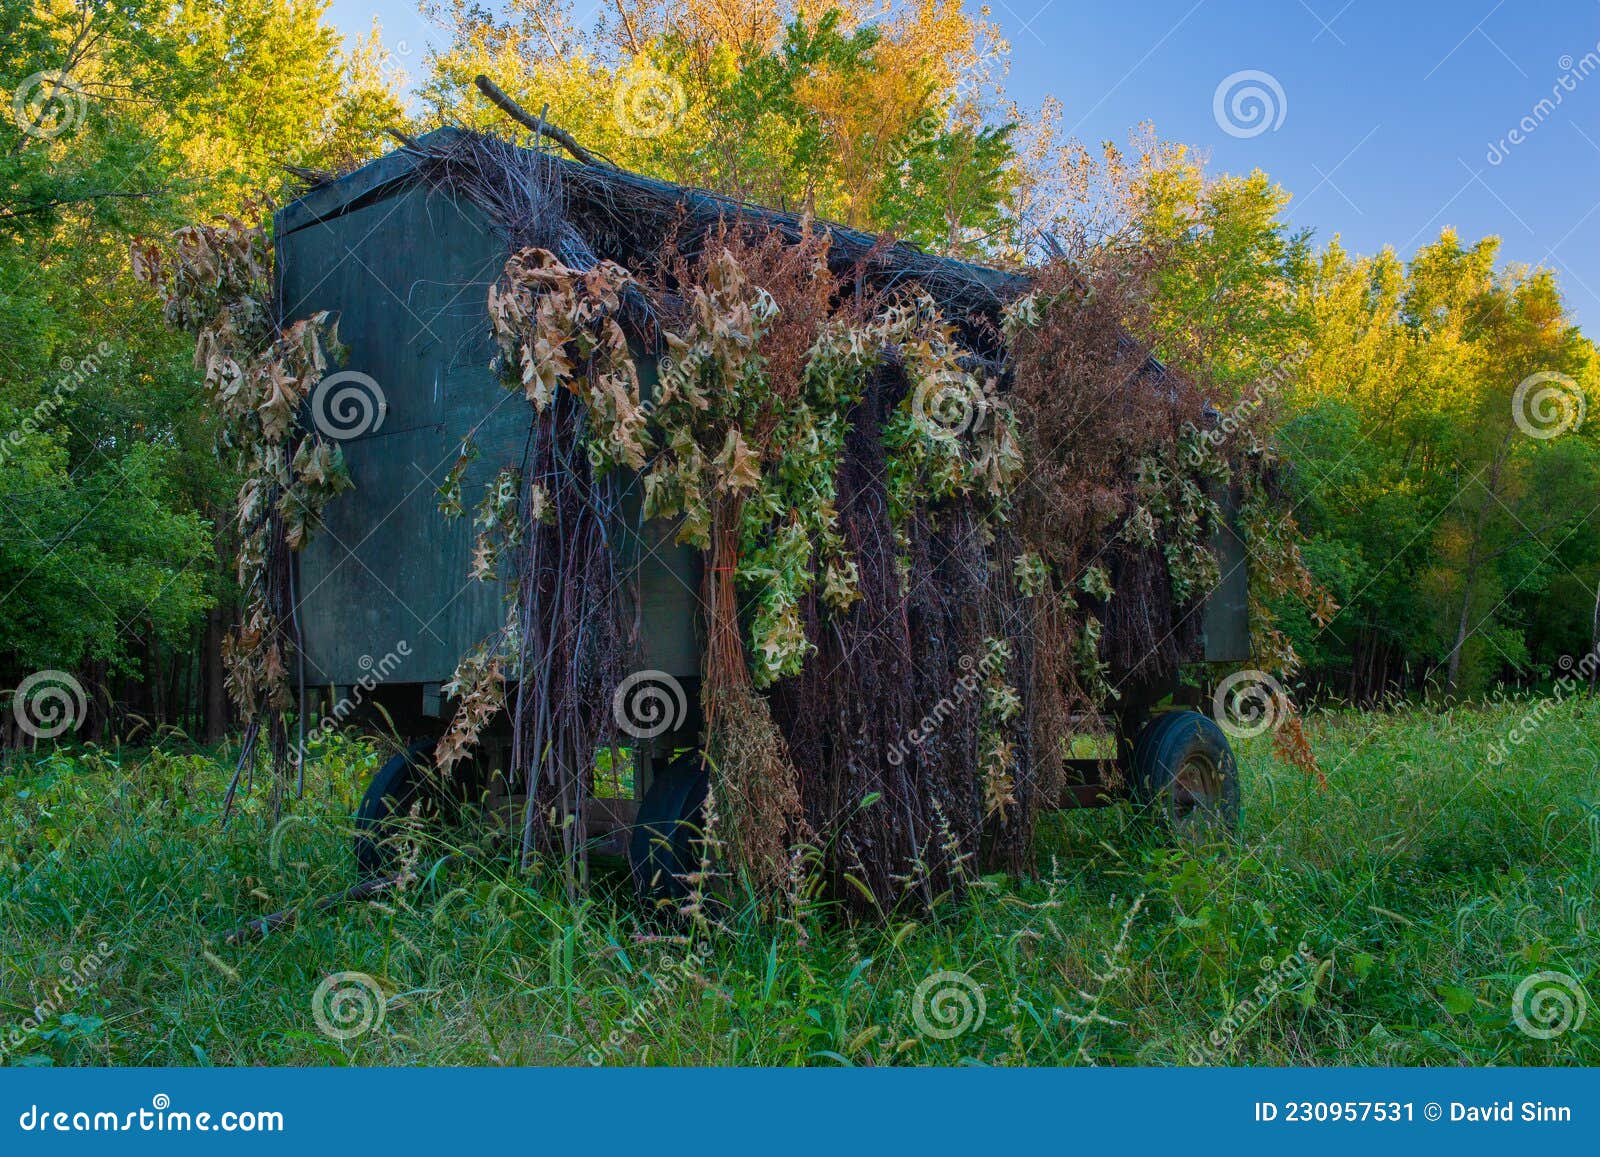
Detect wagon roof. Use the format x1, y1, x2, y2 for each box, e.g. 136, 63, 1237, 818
278, 126, 1166, 377
277, 127, 1027, 314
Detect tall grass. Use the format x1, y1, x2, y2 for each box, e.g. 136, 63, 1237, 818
1, 697, 1595, 1066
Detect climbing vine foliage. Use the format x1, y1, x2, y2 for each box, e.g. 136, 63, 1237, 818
475, 235, 1030, 692
138, 195, 1320, 902
133, 217, 352, 726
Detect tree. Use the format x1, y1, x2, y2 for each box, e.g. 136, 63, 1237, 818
0, 0, 405, 741
1282, 230, 1600, 699
419, 0, 1015, 254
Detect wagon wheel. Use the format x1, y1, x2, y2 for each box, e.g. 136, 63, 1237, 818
628, 753, 710, 906
353, 738, 482, 877
1130, 710, 1240, 838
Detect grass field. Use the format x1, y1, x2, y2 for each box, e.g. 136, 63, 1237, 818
2, 697, 1596, 1066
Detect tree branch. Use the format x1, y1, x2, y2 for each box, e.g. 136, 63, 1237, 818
218, 872, 403, 945
0, 187, 165, 224
472, 74, 609, 168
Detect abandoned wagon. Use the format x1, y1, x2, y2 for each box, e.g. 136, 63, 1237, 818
261, 123, 1252, 909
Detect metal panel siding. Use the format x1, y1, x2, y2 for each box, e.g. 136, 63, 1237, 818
281, 183, 514, 686
616, 513, 704, 678
614, 353, 704, 678
1202, 485, 1251, 664
278, 181, 705, 687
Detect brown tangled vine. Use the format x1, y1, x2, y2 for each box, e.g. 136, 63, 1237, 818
138, 130, 1332, 911
133, 212, 353, 815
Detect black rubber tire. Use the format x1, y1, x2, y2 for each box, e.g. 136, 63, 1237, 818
353, 738, 441, 878
1130, 709, 1240, 837
628, 754, 710, 904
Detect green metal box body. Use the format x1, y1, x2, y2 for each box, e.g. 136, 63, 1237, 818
275, 142, 701, 694
275, 132, 1245, 706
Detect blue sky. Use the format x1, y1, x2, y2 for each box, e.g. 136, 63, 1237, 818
326, 0, 1600, 332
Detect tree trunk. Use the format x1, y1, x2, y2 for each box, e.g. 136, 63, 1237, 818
1590, 574, 1599, 693
165, 638, 182, 730
1446, 442, 1508, 697
83, 658, 107, 743
146, 633, 165, 729
1445, 537, 1482, 698
203, 604, 229, 744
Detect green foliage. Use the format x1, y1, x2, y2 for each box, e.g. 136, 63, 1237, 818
873, 120, 1016, 257
0, 432, 209, 674
1103, 140, 1599, 694
422, 4, 1015, 253
0, 0, 404, 694
1281, 232, 1600, 697
2, 701, 1595, 1065
6, 0, 1595, 718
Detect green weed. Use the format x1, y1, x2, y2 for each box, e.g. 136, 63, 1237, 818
1, 699, 1595, 1066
